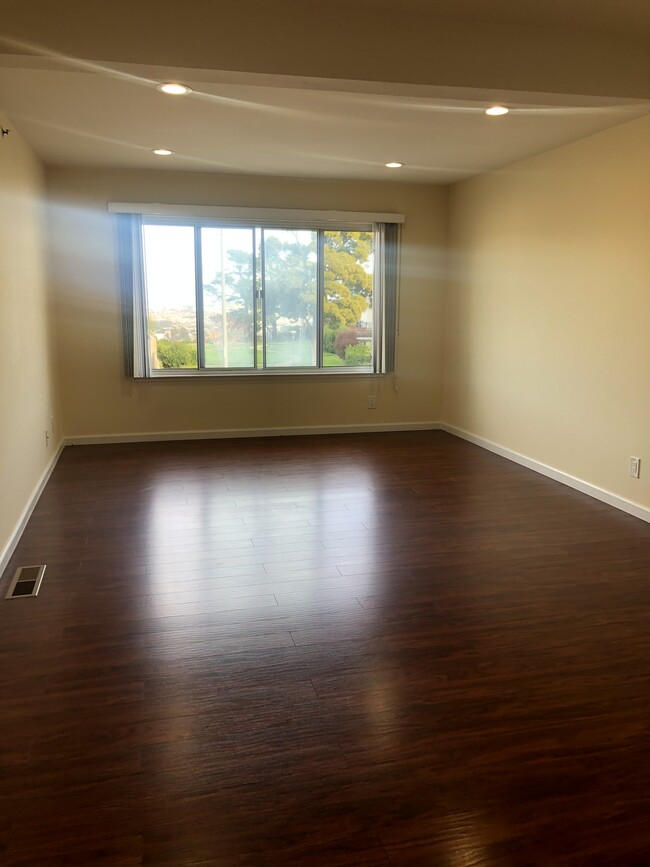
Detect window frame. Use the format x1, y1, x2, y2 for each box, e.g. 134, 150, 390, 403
114, 204, 402, 380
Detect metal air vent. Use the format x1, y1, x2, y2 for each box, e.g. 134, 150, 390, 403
5, 565, 46, 599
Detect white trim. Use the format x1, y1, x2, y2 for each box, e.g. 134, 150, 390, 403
442, 424, 650, 525
145, 368, 379, 379
0, 441, 65, 577
65, 421, 440, 446
107, 202, 405, 224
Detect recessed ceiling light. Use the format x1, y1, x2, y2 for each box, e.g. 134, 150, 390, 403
152, 148, 174, 156
157, 83, 192, 96
385, 161, 403, 168
485, 105, 509, 116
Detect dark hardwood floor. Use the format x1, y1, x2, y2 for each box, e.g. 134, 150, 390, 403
1, 430, 650, 865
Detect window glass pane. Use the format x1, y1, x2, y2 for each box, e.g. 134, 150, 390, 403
255, 230, 263, 367
201, 227, 255, 368
323, 230, 374, 368
143, 225, 197, 369
263, 229, 317, 368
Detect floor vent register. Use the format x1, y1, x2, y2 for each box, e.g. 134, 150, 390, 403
5, 565, 46, 599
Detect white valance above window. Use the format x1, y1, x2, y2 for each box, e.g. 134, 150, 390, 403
108, 202, 405, 229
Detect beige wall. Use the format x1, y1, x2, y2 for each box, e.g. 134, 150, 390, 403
0, 112, 61, 564
46, 168, 446, 438
444, 116, 650, 509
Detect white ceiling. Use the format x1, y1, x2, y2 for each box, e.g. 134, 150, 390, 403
0, 55, 648, 183
325, 0, 650, 38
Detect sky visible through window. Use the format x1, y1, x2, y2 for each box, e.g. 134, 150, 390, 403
143, 225, 255, 309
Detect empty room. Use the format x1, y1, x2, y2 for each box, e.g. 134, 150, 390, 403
1, 1, 649, 863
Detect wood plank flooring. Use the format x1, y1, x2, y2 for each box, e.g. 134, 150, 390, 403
1, 430, 650, 865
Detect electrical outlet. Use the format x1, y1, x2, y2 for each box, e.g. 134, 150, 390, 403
368, 395, 376, 409
630, 456, 640, 478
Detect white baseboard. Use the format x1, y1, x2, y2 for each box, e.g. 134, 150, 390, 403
0, 440, 65, 576
441, 423, 650, 524
64, 421, 441, 446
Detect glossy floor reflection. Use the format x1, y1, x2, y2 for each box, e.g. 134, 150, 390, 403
1, 431, 650, 864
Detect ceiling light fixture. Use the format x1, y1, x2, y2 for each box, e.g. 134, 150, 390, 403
157, 83, 192, 96
485, 105, 509, 116
152, 148, 174, 156
385, 161, 403, 168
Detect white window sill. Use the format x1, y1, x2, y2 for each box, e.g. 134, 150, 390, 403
140, 367, 383, 380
